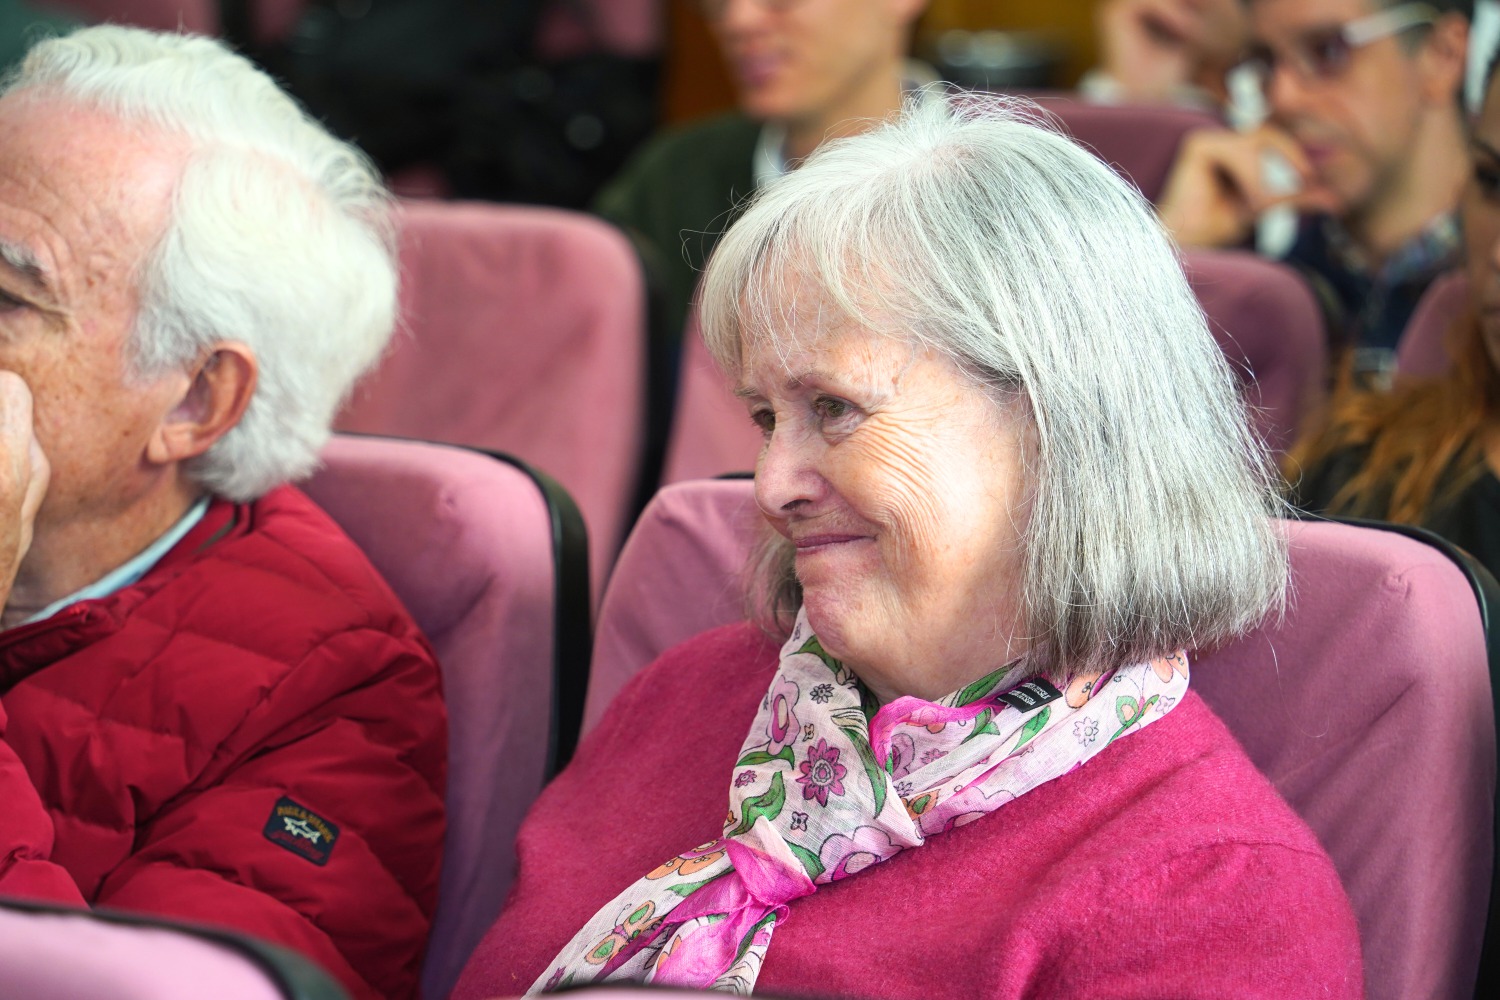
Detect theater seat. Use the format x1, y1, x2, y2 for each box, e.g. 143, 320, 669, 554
0, 898, 347, 1000
303, 435, 590, 1000
336, 200, 648, 605
46, 0, 216, 32
663, 248, 1325, 484
1398, 269, 1470, 379
586, 478, 1495, 1000
1029, 93, 1221, 204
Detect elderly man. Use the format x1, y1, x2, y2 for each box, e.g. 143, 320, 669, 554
1158, 0, 1471, 381
595, 0, 930, 346
0, 26, 444, 1000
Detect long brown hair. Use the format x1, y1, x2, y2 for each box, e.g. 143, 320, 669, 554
1287, 312, 1500, 523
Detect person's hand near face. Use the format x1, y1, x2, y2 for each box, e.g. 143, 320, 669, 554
1157, 125, 1341, 247
0, 372, 47, 611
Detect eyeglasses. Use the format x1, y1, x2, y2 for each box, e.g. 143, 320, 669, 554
699, 0, 805, 19
1236, 2, 1438, 89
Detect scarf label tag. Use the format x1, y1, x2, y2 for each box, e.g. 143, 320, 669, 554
994, 678, 1063, 712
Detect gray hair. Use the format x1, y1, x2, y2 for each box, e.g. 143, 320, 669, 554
3, 25, 396, 501
700, 93, 1288, 678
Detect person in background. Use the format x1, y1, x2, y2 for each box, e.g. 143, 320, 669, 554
1290, 53, 1500, 577
453, 95, 1359, 1000
0, 27, 445, 1000
0, 0, 74, 74
1081, 0, 1249, 109
594, 0, 930, 349
1158, 0, 1471, 383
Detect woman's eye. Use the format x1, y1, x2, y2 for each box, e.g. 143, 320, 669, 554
749, 407, 775, 435
813, 395, 855, 424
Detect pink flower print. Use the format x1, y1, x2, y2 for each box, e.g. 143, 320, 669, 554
735, 770, 757, 788
887, 732, 917, 780
817, 825, 900, 880
765, 676, 802, 753
797, 739, 847, 807
919, 748, 948, 765
906, 705, 948, 734
1151, 651, 1190, 684
790, 811, 808, 832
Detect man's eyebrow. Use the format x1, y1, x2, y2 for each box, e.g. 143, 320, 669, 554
0, 238, 48, 292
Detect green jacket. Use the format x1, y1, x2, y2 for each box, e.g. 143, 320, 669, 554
593, 113, 761, 344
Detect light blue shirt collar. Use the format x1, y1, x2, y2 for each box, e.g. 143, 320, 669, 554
22, 496, 212, 626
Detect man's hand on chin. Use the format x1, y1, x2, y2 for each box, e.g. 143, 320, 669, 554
0, 372, 48, 615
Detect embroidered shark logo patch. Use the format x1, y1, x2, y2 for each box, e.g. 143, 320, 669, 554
263, 797, 339, 866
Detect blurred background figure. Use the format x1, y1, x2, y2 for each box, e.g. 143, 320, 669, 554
1081, 0, 1249, 109
0, 0, 75, 72
594, 0, 931, 350
1158, 0, 1472, 385
1289, 49, 1500, 578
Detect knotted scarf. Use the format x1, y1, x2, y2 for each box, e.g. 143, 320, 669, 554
533, 609, 1189, 994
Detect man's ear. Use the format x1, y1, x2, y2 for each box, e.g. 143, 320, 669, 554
1419, 13, 1469, 106
145, 343, 258, 466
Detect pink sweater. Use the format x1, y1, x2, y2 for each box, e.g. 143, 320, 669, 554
454, 623, 1362, 1000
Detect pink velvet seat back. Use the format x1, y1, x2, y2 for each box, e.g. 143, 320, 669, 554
1398, 270, 1470, 379
588, 479, 1495, 1000
1029, 93, 1220, 204
663, 249, 1326, 484
304, 435, 582, 1000
43, 0, 216, 31
0, 900, 344, 1000
336, 201, 647, 602
1182, 249, 1328, 455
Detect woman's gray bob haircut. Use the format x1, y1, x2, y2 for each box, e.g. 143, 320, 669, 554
3, 26, 396, 501
700, 93, 1287, 677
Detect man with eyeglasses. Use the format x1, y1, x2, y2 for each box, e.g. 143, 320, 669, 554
593, 0, 930, 350
1159, 0, 1471, 382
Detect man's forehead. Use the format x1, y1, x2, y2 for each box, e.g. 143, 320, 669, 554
1250, 0, 1380, 39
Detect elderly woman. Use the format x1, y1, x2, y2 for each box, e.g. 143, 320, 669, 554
453, 97, 1361, 999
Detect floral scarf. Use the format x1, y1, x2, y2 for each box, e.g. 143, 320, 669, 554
532, 610, 1189, 994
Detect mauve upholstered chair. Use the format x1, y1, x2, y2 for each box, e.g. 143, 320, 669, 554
45, 0, 217, 32
1028, 93, 1220, 205
662, 248, 1325, 484
304, 435, 589, 1000
0, 898, 347, 1000
586, 478, 1495, 1000
1398, 269, 1470, 379
335, 200, 648, 605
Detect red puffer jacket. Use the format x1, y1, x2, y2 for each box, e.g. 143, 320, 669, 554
0, 486, 446, 1000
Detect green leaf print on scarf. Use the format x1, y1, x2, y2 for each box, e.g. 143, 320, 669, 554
955, 665, 1014, 707
830, 715, 888, 818
733, 912, 780, 964
736, 746, 796, 768
786, 840, 826, 881
1109, 694, 1160, 744
1010, 705, 1051, 754
726, 772, 787, 836
960, 707, 1002, 745
796, 635, 852, 685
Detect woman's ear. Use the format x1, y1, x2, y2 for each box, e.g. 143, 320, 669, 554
145, 343, 258, 466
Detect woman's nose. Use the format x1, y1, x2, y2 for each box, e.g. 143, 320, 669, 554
754, 422, 824, 517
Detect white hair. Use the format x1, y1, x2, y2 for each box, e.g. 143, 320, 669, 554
3, 25, 396, 501
701, 93, 1288, 677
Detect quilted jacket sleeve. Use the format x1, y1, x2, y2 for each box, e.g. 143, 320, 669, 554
90, 625, 447, 1000
0, 698, 86, 904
